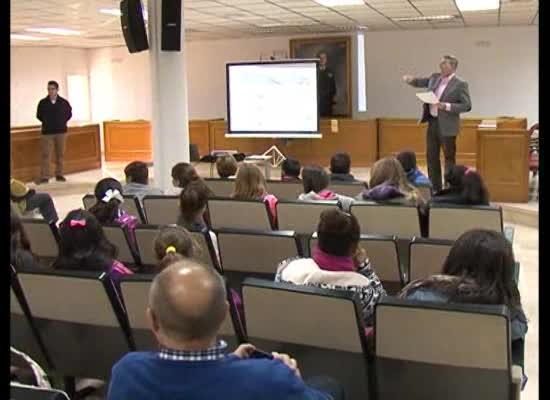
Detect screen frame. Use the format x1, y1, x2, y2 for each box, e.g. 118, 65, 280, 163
225, 59, 321, 138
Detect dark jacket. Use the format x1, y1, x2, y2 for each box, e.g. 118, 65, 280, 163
329, 173, 359, 183
36, 95, 72, 134
408, 73, 471, 137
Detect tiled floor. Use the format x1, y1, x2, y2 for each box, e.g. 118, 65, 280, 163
28, 163, 539, 399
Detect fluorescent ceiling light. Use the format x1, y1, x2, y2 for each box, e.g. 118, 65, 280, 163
11, 34, 49, 41
26, 28, 81, 36
99, 8, 148, 20
394, 15, 456, 22
455, 0, 499, 11
315, 0, 364, 6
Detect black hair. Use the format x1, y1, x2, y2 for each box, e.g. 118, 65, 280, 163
317, 209, 360, 257
396, 150, 417, 173
302, 165, 329, 194
124, 161, 149, 185
330, 152, 351, 174
89, 177, 124, 224
281, 158, 301, 178
172, 162, 200, 189
445, 165, 490, 205
47, 80, 59, 89
53, 209, 117, 273
442, 229, 522, 317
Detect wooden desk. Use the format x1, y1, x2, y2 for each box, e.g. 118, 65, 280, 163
377, 118, 481, 167
208, 119, 378, 167
11, 123, 101, 182
103, 120, 211, 162
104, 118, 379, 167
476, 128, 529, 203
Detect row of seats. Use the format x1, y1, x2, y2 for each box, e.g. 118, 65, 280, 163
82, 194, 503, 239
11, 267, 522, 400
20, 217, 454, 289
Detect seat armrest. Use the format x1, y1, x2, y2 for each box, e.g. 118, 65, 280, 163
511, 365, 522, 400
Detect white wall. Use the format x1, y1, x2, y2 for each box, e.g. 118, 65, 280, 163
11, 25, 538, 127
11, 47, 89, 126
365, 26, 538, 125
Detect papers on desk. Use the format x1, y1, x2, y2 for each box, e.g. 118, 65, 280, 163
245, 155, 272, 161
416, 91, 438, 104
479, 119, 497, 128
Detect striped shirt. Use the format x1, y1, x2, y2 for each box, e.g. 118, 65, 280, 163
159, 340, 228, 362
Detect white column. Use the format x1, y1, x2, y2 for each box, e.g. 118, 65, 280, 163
148, 0, 189, 192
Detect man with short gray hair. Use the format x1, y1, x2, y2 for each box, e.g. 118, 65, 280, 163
403, 55, 472, 192
108, 261, 343, 400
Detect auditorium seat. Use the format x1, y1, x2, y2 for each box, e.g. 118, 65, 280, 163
21, 219, 60, 261
82, 194, 146, 224
266, 180, 303, 200
428, 204, 503, 240
10, 266, 51, 370
408, 237, 453, 282
15, 269, 132, 380
375, 297, 522, 400
208, 198, 274, 230
242, 278, 372, 400
416, 184, 432, 202
310, 233, 404, 295
350, 202, 422, 238
120, 275, 243, 351
10, 383, 70, 400
142, 195, 179, 226
277, 200, 338, 234
217, 229, 300, 278
103, 225, 139, 266
204, 178, 234, 198
134, 224, 219, 270
328, 182, 366, 198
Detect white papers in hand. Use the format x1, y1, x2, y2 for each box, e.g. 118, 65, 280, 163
416, 91, 438, 104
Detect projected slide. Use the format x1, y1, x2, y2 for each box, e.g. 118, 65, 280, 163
227, 61, 319, 136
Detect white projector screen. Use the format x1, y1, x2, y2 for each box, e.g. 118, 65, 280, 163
226, 60, 321, 138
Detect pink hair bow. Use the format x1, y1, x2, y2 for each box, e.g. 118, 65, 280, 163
465, 168, 475, 175
69, 219, 87, 228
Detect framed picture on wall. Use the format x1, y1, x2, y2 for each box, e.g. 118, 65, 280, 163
290, 36, 352, 117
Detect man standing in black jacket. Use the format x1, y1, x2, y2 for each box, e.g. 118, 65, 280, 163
36, 80, 72, 184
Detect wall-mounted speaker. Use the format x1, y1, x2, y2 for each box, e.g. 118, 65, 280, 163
120, 0, 149, 53
161, 0, 182, 51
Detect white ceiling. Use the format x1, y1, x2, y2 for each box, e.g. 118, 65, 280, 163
11, 0, 539, 48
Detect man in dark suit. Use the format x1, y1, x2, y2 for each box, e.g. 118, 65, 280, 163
317, 52, 337, 117
403, 55, 472, 193
36, 80, 72, 184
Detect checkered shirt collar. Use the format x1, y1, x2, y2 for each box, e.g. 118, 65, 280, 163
158, 340, 228, 361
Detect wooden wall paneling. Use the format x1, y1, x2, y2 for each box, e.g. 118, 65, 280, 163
189, 120, 211, 157
11, 124, 101, 182
476, 128, 529, 203
378, 118, 481, 167
103, 120, 152, 162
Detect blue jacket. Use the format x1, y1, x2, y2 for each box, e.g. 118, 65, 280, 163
108, 352, 331, 400
406, 168, 431, 187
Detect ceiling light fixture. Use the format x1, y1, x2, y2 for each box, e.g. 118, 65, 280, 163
26, 28, 81, 36
99, 8, 148, 20
11, 34, 49, 41
314, 0, 365, 6
455, 0, 500, 11
394, 15, 456, 22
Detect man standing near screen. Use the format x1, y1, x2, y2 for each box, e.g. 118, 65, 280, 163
36, 80, 72, 184
402, 55, 471, 193
318, 52, 337, 117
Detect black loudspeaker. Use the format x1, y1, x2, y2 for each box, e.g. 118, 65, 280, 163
120, 0, 149, 53
161, 0, 182, 51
